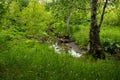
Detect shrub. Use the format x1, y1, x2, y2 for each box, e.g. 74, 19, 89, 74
103, 3, 120, 26
21, 1, 52, 38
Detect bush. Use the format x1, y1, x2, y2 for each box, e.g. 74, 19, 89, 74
20, 1, 52, 38
100, 26, 120, 53
103, 41, 120, 54
103, 3, 120, 26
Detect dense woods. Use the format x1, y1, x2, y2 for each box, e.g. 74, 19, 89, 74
0, 0, 120, 80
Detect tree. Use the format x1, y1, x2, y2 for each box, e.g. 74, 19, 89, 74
50, 0, 75, 35
21, 1, 52, 38
88, 0, 108, 59
47, 0, 89, 36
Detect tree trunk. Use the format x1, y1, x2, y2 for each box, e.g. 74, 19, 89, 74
88, 0, 105, 59
66, 9, 71, 34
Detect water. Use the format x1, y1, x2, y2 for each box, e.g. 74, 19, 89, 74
50, 43, 82, 58
68, 48, 82, 58
50, 43, 62, 54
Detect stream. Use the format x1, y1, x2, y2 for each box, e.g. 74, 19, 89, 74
50, 42, 85, 58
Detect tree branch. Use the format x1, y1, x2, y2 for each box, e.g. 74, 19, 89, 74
98, 0, 108, 28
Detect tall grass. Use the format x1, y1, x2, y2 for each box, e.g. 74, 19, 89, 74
72, 24, 120, 48
100, 25, 120, 43
0, 39, 120, 80
71, 25, 89, 47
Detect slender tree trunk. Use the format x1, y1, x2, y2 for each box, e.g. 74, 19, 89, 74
99, 0, 108, 28
66, 9, 71, 34
88, 0, 105, 59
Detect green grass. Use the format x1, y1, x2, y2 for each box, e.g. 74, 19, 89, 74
0, 40, 120, 80
72, 24, 120, 48
71, 25, 89, 47
100, 25, 120, 43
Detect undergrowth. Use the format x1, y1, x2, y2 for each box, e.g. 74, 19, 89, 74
71, 24, 120, 53
0, 40, 120, 80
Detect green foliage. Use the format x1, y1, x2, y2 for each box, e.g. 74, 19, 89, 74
0, 32, 10, 52
104, 10, 119, 26
48, 0, 90, 35
52, 20, 66, 36
21, 1, 52, 38
72, 25, 89, 47
71, 24, 120, 53
100, 26, 120, 43
101, 26, 120, 54
7, 1, 21, 25
18, 0, 31, 8
103, 41, 120, 54
0, 0, 4, 17
102, 3, 120, 26
1, 1, 52, 39
115, 3, 120, 25
0, 0, 6, 27
0, 0, 5, 14
0, 1, 120, 79
0, 26, 25, 53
